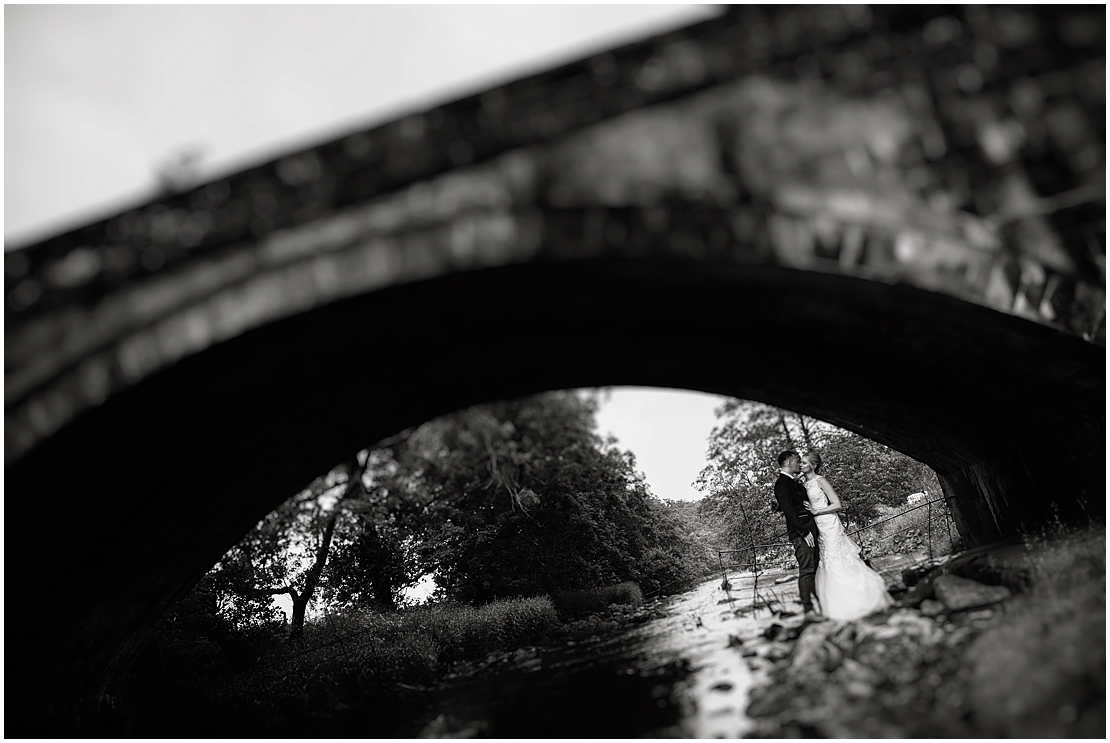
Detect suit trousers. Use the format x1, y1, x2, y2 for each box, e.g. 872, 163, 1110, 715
791, 533, 820, 612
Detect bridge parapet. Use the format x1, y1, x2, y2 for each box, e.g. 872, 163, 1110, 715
5, 5, 1105, 464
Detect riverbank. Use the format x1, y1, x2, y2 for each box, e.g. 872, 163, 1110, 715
123, 584, 686, 737
121, 526, 1103, 737
737, 525, 1105, 737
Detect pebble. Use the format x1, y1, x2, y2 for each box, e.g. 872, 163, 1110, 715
762, 622, 785, 641
845, 680, 874, 698
919, 599, 945, 616
944, 626, 974, 648
765, 644, 791, 662
839, 657, 881, 686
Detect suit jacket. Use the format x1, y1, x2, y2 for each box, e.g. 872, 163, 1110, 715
775, 473, 816, 540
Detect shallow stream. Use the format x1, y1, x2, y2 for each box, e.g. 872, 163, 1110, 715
406, 575, 784, 738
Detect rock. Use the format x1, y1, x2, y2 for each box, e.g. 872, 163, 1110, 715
902, 562, 942, 587
838, 657, 882, 686
954, 544, 1035, 592
919, 599, 945, 617
765, 643, 791, 662
419, 714, 488, 738
727, 634, 744, 647
782, 623, 806, 641
856, 623, 903, 642
818, 641, 844, 672
944, 626, 974, 648
845, 680, 874, 698
898, 576, 937, 608
888, 608, 937, 632
933, 574, 1012, 611
762, 622, 785, 641
790, 623, 838, 670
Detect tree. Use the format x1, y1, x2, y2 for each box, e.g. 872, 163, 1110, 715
386, 391, 700, 602
190, 390, 704, 634
322, 447, 419, 612
205, 435, 420, 638
210, 458, 365, 638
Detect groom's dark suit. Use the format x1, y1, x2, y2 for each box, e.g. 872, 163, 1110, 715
775, 472, 820, 613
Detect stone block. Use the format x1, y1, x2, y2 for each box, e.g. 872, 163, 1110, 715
933, 574, 1012, 611
953, 544, 1035, 592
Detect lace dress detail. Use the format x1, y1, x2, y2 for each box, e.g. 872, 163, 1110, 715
804, 476, 894, 621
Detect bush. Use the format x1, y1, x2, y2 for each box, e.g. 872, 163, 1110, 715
852, 498, 957, 559
551, 581, 644, 620
220, 596, 558, 691
396, 596, 559, 664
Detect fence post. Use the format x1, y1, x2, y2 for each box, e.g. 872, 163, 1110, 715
926, 500, 934, 560
944, 495, 954, 553
718, 550, 734, 608
751, 544, 760, 616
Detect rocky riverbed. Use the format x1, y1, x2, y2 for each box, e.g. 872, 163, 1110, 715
739, 526, 1105, 738
402, 526, 1103, 738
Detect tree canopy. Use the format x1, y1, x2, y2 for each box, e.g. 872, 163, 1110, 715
193, 390, 706, 636
382, 390, 700, 603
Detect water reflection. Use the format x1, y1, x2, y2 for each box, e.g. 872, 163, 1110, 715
411, 575, 767, 738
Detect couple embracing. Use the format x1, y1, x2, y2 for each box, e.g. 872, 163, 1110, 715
775, 450, 893, 622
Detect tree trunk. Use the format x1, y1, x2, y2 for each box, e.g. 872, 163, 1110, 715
777, 411, 797, 451
795, 413, 815, 451
288, 456, 368, 639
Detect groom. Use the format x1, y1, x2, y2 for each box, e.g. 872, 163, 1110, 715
775, 450, 821, 620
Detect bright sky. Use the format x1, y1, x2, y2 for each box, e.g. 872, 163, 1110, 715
594, 387, 724, 501
5, 4, 721, 246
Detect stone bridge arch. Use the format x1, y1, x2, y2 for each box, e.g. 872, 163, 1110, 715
6, 5, 1103, 733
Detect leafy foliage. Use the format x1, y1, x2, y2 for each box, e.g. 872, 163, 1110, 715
392, 391, 699, 602
189, 390, 703, 638
551, 582, 645, 620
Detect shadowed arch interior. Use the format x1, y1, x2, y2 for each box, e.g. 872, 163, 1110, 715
7, 259, 1103, 732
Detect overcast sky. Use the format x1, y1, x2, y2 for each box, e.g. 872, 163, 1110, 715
6, 4, 720, 245
594, 387, 725, 501
5, 4, 725, 501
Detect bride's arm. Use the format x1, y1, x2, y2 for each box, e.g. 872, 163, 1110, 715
812, 476, 843, 515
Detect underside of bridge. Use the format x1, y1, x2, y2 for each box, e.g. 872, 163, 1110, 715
6, 5, 1104, 735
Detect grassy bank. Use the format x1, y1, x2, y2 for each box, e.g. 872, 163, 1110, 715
126, 584, 648, 735
963, 525, 1105, 735
552, 581, 644, 619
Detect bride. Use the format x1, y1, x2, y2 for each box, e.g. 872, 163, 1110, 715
800, 451, 894, 621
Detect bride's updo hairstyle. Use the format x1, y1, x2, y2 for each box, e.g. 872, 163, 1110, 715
804, 451, 823, 474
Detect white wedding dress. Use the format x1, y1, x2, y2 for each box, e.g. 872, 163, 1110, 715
805, 476, 894, 621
